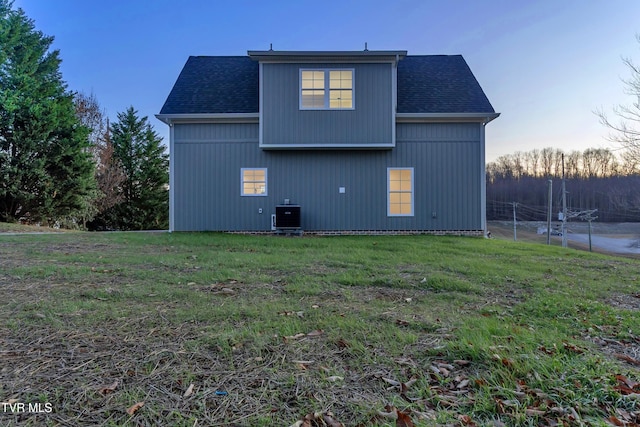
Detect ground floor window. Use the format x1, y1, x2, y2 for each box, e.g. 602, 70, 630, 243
388, 168, 414, 216
241, 168, 267, 196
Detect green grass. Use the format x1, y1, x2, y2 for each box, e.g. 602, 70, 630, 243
0, 231, 638, 426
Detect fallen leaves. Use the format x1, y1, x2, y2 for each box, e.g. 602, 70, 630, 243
614, 374, 640, 396
98, 380, 118, 395
126, 401, 144, 416
458, 414, 477, 426
608, 408, 640, 426
376, 405, 415, 427
279, 310, 304, 318
289, 411, 344, 427
183, 383, 194, 398
283, 329, 325, 342
200, 280, 241, 295
615, 354, 640, 366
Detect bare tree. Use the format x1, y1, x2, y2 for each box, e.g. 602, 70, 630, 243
512, 151, 525, 178
597, 34, 640, 166
553, 148, 566, 178
540, 147, 554, 177
525, 149, 541, 177
73, 92, 125, 215
74, 92, 107, 159
564, 150, 581, 178
620, 149, 640, 175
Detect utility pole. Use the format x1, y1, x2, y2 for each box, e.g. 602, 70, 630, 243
512, 202, 517, 241
561, 154, 568, 248
546, 179, 552, 245
577, 209, 598, 252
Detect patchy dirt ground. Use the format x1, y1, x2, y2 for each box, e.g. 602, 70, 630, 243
1, 232, 638, 426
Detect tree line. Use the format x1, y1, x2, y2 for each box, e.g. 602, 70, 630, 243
0, 1, 168, 230
488, 33, 640, 224
487, 147, 640, 222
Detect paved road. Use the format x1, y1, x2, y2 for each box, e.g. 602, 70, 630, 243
567, 233, 640, 255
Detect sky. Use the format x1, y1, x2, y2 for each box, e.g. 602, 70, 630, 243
11, 0, 640, 162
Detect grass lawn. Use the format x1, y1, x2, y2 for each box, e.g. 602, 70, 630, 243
0, 231, 638, 426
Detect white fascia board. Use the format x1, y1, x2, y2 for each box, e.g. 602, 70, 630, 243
155, 113, 259, 125
396, 112, 500, 124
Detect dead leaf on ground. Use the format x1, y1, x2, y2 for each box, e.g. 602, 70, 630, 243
126, 401, 144, 416
396, 409, 414, 427
377, 405, 415, 427
183, 383, 194, 398
293, 360, 314, 370
458, 414, 477, 426
306, 329, 324, 337
283, 333, 306, 341
289, 411, 344, 427
98, 380, 118, 395
279, 310, 304, 317
615, 354, 640, 366
614, 374, 640, 395
562, 341, 585, 354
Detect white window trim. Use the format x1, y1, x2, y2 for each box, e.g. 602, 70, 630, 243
241, 168, 268, 197
299, 68, 355, 111
387, 167, 414, 217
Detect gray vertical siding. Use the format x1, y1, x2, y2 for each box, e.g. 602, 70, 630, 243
172, 122, 483, 232
261, 63, 393, 147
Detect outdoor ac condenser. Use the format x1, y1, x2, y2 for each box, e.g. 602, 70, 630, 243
275, 205, 301, 229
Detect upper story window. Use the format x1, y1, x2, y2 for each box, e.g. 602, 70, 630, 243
300, 69, 354, 110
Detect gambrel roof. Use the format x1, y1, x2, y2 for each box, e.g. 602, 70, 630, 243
159, 54, 495, 116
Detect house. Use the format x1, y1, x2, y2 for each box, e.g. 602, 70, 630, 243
156, 49, 499, 235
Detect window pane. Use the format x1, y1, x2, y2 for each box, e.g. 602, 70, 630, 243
400, 193, 412, 203
242, 169, 267, 195
302, 71, 325, 90
329, 70, 352, 89
302, 91, 325, 108
388, 169, 413, 216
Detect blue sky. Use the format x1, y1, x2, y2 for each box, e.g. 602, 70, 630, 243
13, 0, 640, 162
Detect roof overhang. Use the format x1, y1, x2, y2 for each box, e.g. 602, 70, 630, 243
248, 50, 407, 63
155, 113, 259, 125
396, 112, 500, 125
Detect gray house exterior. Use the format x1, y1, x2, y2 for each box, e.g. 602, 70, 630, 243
157, 50, 498, 234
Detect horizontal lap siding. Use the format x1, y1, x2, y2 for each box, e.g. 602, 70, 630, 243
173, 123, 483, 231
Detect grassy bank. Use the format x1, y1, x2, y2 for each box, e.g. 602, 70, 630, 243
0, 232, 638, 426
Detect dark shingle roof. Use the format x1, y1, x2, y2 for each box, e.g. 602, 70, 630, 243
397, 55, 494, 114
159, 56, 258, 114
159, 54, 494, 115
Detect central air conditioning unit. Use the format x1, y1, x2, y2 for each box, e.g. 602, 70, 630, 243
275, 204, 301, 234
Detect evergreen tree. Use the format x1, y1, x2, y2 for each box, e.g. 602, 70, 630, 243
0, 0, 96, 225
104, 107, 168, 230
